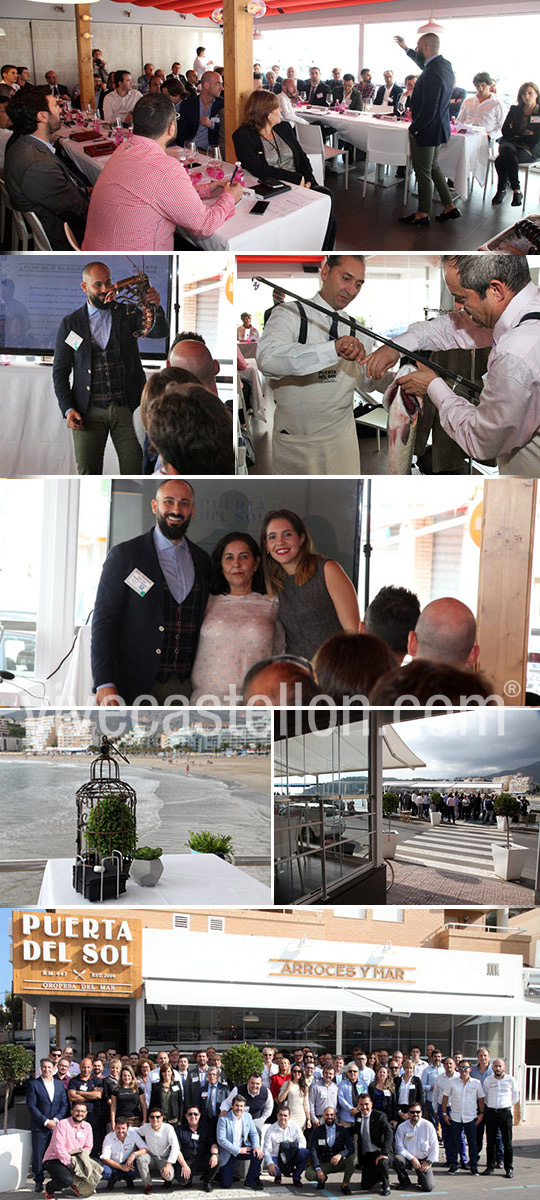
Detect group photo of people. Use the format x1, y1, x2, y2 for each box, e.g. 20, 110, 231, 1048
26, 1041, 520, 1196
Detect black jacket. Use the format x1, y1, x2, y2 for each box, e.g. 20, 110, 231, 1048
306, 80, 331, 106
500, 104, 540, 158
4, 134, 88, 249
332, 86, 363, 111
191, 1080, 229, 1120
53, 300, 168, 418
308, 1124, 354, 1169
176, 92, 224, 147
356, 1109, 394, 1162
178, 1122, 215, 1165
395, 1076, 424, 1114
409, 53, 454, 146
375, 82, 404, 106
149, 1081, 183, 1124
232, 121, 316, 187
91, 528, 211, 704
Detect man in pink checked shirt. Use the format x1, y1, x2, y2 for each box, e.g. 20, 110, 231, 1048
83, 92, 242, 250
43, 1101, 100, 1198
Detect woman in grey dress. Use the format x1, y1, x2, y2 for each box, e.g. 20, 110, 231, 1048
260, 508, 360, 661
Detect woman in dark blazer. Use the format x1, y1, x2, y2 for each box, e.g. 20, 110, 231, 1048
149, 1064, 183, 1126
232, 89, 336, 250
368, 1067, 398, 1127
394, 1060, 424, 1121
493, 81, 540, 206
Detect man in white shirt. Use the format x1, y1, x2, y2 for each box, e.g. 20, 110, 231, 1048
394, 1103, 439, 1191
257, 255, 388, 475
441, 1059, 484, 1174
216, 1095, 264, 1190
482, 1059, 519, 1178
433, 1057, 468, 1168
136, 1109, 181, 1189
353, 1051, 376, 1086
365, 254, 540, 476
261, 1046, 279, 1088
410, 1048, 428, 1078
101, 1118, 148, 1189
457, 73, 505, 133
263, 1104, 309, 1185
193, 48, 208, 79
103, 71, 142, 126
310, 1066, 339, 1124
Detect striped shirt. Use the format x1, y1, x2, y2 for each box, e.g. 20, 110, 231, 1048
82, 135, 235, 250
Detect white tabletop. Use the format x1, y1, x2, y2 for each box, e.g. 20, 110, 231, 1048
57, 128, 331, 251
38, 853, 271, 907
300, 107, 487, 198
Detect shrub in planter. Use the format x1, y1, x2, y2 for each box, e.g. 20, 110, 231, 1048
429, 791, 443, 812
85, 795, 137, 862
382, 792, 399, 832
0, 1045, 34, 1134
221, 1043, 264, 1087
186, 831, 234, 859
494, 793, 521, 848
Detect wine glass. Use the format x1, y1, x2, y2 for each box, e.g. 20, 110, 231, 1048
184, 140, 197, 168
208, 145, 222, 163
326, 94, 333, 107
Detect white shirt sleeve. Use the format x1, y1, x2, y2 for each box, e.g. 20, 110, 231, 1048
256, 304, 340, 378
427, 350, 540, 460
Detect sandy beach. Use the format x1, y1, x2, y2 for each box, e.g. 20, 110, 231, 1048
0, 751, 271, 795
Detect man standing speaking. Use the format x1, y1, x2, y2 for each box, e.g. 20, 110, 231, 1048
53, 260, 168, 474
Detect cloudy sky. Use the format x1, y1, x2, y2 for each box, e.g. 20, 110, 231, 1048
386, 708, 540, 780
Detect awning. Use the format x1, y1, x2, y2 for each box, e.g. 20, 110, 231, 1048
274, 722, 425, 776
144, 979, 538, 1018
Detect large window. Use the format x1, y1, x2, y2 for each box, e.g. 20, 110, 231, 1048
250, 26, 359, 83
0, 479, 44, 678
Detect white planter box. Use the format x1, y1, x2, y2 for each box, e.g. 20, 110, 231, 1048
0, 1128, 33, 1191
430, 811, 442, 826
382, 832, 398, 860
491, 842, 528, 881
130, 858, 164, 888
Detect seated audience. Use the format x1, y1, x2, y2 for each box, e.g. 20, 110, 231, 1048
358, 68, 376, 102
163, 78, 186, 110
306, 66, 330, 105
145, 380, 235, 475
332, 74, 364, 109
457, 72, 506, 132
93, 74, 106, 118
5, 86, 88, 249
183, 70, 199, 96
17, 67, 32, 89
242, 656, 319, 704
44, 71, 70, 99
148, 75, 163, 95
362, 584, 421, 667
492, 81, 540, 206
408, 597, 479, 668
313, 632, 396, 702
396, 74, 418, 115
369, 660, 494, 706
326, 67, 343, 89
82, 93, 241, 251
449, 79, 467, 118
103, 70, 142, 126
264, 70, 280, 95
137, 62, 155, 94
233, 90, 336, 250
176, 70, 223, 150
0, 64, 18, 98
375, 69, 403, 107
167, 63, 188, 87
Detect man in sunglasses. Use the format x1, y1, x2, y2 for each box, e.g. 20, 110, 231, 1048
177, 1105, 220, 1192
137, 1108, 181, 1191
394, 1103, 439, 1191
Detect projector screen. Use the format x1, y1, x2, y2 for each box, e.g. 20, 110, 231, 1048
0, 254, 172, 359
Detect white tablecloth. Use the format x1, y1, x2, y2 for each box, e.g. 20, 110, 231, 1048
0, 364, 119, 475
58, 129, 331, 251
240, 361, 267, 421
300, 107, 488, 198
38, 853, 271, 906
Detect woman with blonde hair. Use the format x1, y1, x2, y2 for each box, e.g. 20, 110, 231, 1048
260, 508, 360, 661
110, 1064, 146, 1127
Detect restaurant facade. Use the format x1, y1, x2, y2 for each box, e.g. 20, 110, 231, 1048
11, 906, 540, 1119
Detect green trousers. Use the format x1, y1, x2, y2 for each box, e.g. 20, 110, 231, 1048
409, 133, 453, 214
72, 402, 143, 475
305, 1154, 356, 1186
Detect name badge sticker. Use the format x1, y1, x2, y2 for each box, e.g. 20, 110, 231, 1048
65, 330, 83, 350
125, 568, 155, 597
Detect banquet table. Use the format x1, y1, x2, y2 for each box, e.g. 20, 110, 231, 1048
38, 853, 272, 906
300, 107, 488, 198
56, 125, 331, 251
0, 363, 120, 475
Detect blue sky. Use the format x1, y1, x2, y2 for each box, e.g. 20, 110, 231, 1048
0, 909, 13, 998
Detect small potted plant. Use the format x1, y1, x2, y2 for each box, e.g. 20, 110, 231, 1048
382, 792, 399, 859
429, 791, 443, 825
0, 1044, 34, 1190
73, 794, 137, 901
186, 830, 235, 864
130, 846, 164, 888
492, 794, 528, 880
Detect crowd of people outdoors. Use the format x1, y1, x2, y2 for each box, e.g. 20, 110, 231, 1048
388, 790, 531, 823
26, 1042, 520, 1195
1, 24, 538, 251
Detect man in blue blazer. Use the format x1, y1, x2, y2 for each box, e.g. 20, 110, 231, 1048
91, 478, 211, 706
398, 32, 461, 226
27, 1058, 69, 1192
52, 260, 169, 475
176, 72, 224, 150
216, 1095, 264, 1189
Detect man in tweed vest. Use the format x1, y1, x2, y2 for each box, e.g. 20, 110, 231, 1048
53, 260, 169, 475
91, 479, 211, 704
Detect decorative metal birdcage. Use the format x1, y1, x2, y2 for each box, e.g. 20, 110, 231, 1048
72, 736, 137, 902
